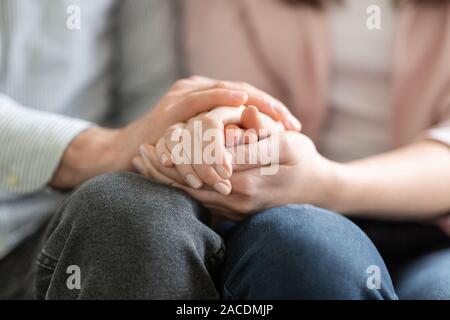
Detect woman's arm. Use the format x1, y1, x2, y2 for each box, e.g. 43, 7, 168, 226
136, 129, 450, 221
331, 140, 450, 220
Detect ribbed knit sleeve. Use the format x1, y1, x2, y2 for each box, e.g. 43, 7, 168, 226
0, 94, 93, 193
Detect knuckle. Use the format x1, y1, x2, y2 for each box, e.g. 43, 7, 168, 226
165, 126, 183, 143
201, 114, 220, 128
181, 94, 195, 106
196, 166, 219, 185
173, 78, 191, 89
209, 88, 226, 101
245, 186, 258, 197
165, 125, 177, 137
236, 81, 250, 88
156, 138, 165, 151
279, 133, 293, 150
233, 201, 253, 215
234, 177, 256, 197
215, 81, 228, 89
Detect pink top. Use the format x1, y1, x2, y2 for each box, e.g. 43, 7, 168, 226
180, 0, 450, 233
181, 0, 450, 147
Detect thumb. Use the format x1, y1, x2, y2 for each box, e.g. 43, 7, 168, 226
241, 105, 284, 139
240, 105, 262, 131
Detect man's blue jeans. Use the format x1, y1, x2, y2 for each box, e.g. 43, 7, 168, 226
220, 205, 450, 300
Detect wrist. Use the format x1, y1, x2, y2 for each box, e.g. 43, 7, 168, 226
312, 157, 348, 212
51, 127, 127, 189
320, 161, 359, 214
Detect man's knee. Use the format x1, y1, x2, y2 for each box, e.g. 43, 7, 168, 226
70, 172, 199, 222
224, 205, 395, 299
38, 173, 224, 299
61, 173, 202, 235
46, 173, 219, 263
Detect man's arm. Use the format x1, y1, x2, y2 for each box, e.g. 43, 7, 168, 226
111, 0, 178, 125
50, 127, 123, 189
0, 94, 94, 193
53, 0, 178, 189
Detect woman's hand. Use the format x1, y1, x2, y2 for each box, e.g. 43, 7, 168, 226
181, 132, 338, 220
134, 130, 338, 221
143, 105, 284, 195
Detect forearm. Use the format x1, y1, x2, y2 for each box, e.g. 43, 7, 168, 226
51, 127, 129, 189
328, 140, 450, 220
50, 114, 157, 189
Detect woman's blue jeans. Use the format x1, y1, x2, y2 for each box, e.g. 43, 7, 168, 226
220, 205, 450, 300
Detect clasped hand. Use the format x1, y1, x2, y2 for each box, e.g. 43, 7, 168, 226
133, 77, 334, 220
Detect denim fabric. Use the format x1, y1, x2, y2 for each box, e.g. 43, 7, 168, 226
220, 205, 450, 300
2, 175, 450, 299
34, 173, 224, 300
0, 220, 48, 299
395, 249, 450, 299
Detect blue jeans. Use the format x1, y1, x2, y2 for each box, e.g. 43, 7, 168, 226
3, 174, 449, 299
220, 205, 450, 300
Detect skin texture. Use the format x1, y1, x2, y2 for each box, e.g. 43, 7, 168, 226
50, 76, 300, 189
149, 105, 284, 195
135, 106, 450, 222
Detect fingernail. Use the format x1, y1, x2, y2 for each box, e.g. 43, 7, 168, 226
140, 145, 150, 160
186, 174, 203, 189
269, 100, 283, 119
214, 182, 231, 195
216, 165, 231, 179
132, 158, 145, 173
160, 153, 170, 166
226, 151, 234, 168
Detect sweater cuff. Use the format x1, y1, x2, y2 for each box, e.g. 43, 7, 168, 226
0, 95, 94, 194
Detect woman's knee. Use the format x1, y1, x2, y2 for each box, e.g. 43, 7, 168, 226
223, 205, 395, 299
230, 205, 374, 260
396, 249, 450, 300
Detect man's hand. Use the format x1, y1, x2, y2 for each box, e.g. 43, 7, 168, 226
51, 76, 300, 190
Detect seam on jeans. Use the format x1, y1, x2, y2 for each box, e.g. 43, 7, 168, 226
37, 251, 58, 271
41, 248, 59, 262
205, 242, 226, 271
36, 260, 56, 271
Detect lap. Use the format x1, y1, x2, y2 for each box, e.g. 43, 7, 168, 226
0, 221, 49, 299
352, 217, 450, 277
36, 172, 223, 299
220, 205, 396, 299
221, 204, 450, 300
396, 249, 450, 300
